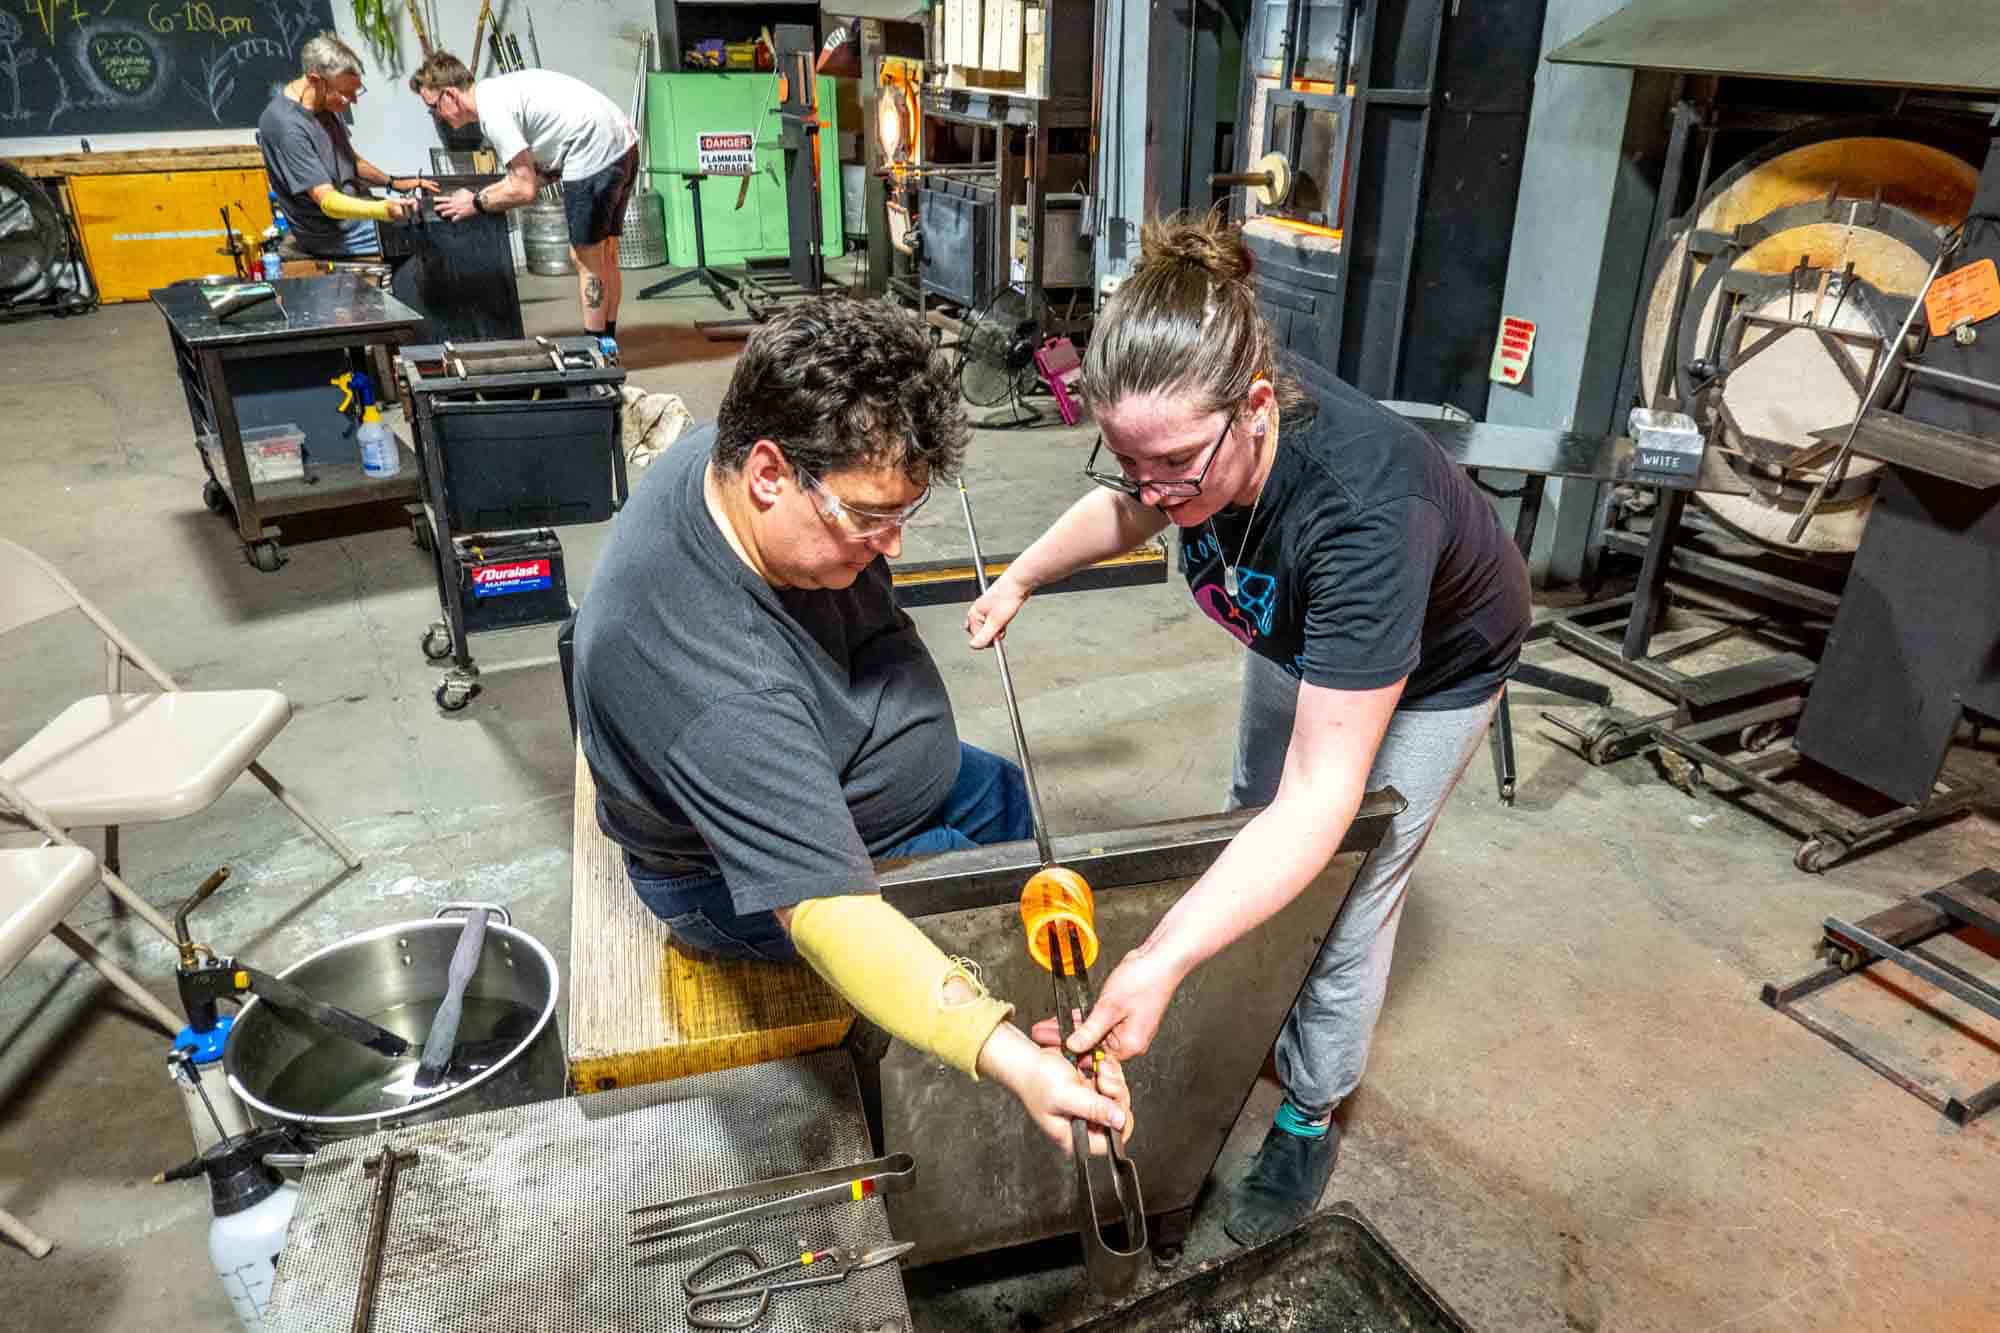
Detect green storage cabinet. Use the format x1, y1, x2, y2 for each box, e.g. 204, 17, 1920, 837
647, 73, 844, 268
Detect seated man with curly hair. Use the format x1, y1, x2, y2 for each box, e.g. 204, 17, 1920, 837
573, 298, 1132, 1155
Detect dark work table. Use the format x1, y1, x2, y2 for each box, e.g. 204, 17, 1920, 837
150, 274, 424, 349
152, 274, 425, 572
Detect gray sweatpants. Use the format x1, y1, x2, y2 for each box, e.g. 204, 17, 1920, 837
1230, 651, 1497, 1119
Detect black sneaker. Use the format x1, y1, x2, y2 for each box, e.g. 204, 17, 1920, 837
1222, 1119, 1342, 1247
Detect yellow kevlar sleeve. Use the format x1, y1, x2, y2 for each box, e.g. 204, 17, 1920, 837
790, 895, 1014, 1077
318, 190, 393, 222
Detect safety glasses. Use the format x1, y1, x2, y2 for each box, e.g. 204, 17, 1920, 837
795, 464, 932, 539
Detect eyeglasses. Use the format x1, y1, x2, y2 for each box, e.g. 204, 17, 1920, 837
795, 464, 931, 539
1083, 405, 1237, 499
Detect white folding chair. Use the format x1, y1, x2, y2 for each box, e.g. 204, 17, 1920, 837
1, 844, 184, 1258
0, 538, 360, 942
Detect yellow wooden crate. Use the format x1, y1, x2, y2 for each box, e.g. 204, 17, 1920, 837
68, 169, 274, 303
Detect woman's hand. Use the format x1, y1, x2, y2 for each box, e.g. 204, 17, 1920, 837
979, 1024, 1133, 1155
1030, 945, 1187, 1063
966, 574, 1029, 649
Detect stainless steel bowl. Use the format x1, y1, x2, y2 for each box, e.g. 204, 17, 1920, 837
224, 902, 564, 1142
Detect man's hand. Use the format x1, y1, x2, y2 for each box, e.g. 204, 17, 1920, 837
978, 1023, 1133, 1155
965, 574, 1029, 650
1030, 945, 1187, 1062
407, 176, 442, 194
435, 188, 479, 222
384, 196, 416, 223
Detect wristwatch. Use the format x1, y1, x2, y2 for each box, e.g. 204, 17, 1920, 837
470, 189, 489, 215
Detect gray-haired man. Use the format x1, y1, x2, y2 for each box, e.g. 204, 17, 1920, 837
257, 32, 438, 259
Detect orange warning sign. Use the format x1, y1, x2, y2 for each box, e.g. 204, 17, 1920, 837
1924, 258, 2000, 336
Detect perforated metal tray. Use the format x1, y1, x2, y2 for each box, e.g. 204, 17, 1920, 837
265, 1050, 911, 1332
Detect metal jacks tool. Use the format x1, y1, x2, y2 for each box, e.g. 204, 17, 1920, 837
629, 1153, 916, 1249
683, 1242, 915, 1330
957, 481, 1149, 1297
1046, 917, 1149, 1297
352, 1144, 419, 1333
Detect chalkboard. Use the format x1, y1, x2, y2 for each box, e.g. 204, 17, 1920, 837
0, 0, 336, 137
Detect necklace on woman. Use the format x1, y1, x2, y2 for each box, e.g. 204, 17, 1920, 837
1217, 432, 1274, 600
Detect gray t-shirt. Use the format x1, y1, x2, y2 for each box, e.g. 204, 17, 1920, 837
573, 428, 961, 914
256, 93, 366, 257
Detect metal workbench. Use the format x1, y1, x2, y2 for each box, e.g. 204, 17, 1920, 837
151, 274, 425, 572
265, 1050, 910, 1332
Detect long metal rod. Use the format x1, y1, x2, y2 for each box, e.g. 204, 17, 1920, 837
352, 1147, 417, 1333
1787, 228, 1960, 542
957, 482, 1054, 865
1825, 916, 2000, 1027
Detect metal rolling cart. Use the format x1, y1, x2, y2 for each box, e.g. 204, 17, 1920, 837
152, 274, 425, 572
399, 338, 627, 712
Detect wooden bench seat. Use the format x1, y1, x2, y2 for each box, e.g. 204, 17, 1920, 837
566, 748, 854, 1093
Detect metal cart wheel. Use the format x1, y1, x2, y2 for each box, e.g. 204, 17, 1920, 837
411, 512, 434, 553
247, 539, 286, 573
1740, 720, 1785, 753
1794, 835, 1843, 874
203, 479, 230, 515
1658, 747, 1705, 795
435, 677, 479, 712
421, 622, 453, 662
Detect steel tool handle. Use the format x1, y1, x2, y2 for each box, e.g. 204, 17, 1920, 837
436, 900, 511, 926
413, 907, 489, 1089
241, 967, 411, 1059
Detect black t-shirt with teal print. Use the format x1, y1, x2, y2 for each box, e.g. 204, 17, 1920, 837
1179, 355, 1531, 710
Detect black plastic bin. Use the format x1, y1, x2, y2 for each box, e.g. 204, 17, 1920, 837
430, 395, 623, 532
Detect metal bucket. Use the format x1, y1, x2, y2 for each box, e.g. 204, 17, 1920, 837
619, 188, 667, 269
224, 903, 565, 1144
520, 199, 576, 276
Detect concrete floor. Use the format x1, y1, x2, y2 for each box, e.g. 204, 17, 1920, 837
3, 271, 1998, 1332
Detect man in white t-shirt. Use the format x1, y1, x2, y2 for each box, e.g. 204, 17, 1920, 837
410, 52, 640, 340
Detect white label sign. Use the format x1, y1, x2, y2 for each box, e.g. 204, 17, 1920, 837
697, 132, 755, 177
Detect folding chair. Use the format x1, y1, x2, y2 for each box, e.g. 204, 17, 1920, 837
0, 539, 360, 942
1, 843, 184, 1258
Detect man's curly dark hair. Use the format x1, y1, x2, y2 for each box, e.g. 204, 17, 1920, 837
713, 297, 968, 484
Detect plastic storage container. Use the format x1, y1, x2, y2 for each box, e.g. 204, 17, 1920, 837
201, 424, 307, 485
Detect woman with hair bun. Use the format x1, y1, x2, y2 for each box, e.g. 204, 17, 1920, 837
967, 214, 1530, 1245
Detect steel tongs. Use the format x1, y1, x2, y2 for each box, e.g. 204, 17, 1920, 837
1048, 920, 1149, 1298
629, 1153, 916, 1247
683, 1241, 914, 1330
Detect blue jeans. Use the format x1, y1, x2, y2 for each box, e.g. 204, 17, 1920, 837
628, 742, 1033, 962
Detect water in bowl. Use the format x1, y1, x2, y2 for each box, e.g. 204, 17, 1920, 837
263, 995, 540, 1117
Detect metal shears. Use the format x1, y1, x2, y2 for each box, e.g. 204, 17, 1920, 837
682, 1241, 914, 1329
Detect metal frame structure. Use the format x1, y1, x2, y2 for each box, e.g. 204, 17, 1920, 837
401, 338, 627, 712
1532, 96, 1995, 870
1764, 867, 2000, 1123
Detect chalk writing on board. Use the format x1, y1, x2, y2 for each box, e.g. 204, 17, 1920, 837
71, 22, 173, 108
2, 0, 331, 132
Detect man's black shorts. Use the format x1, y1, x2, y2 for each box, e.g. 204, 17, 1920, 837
562, 145, 640, 247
